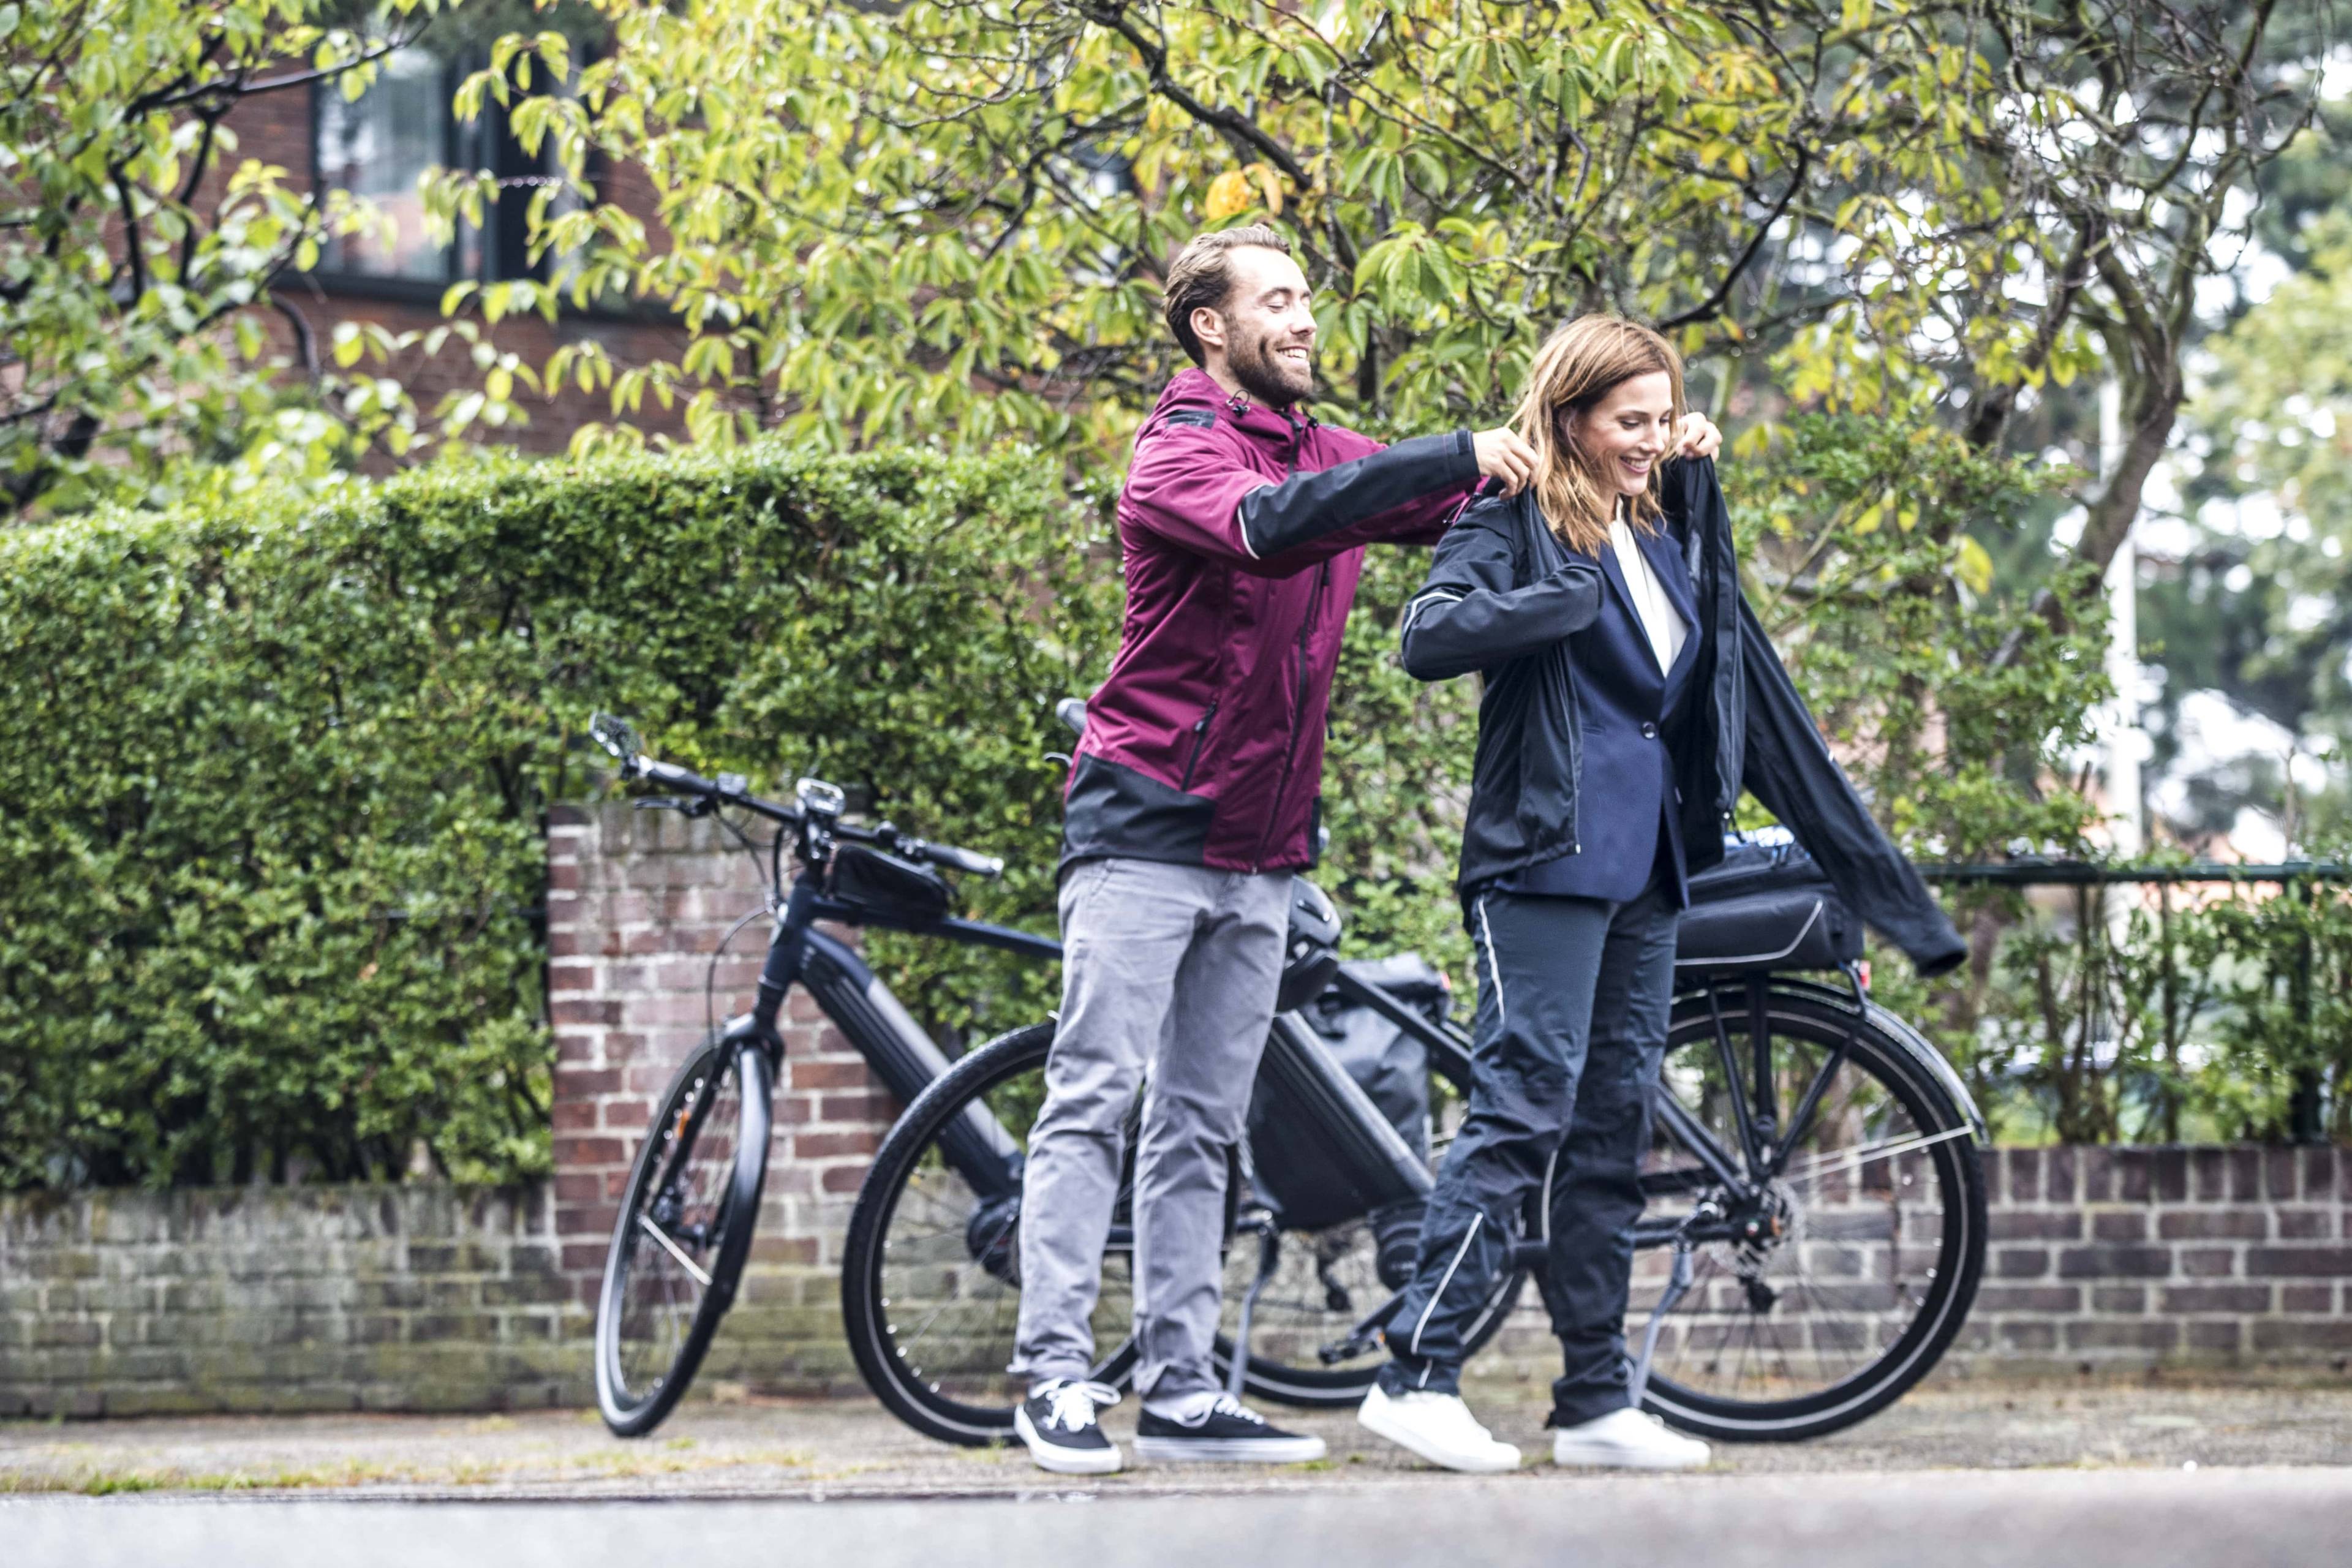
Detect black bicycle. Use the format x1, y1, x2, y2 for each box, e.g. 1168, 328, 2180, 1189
584, 714, 1053, 1436
586, 712, 1987, 1446
844, 741, 1988, 1446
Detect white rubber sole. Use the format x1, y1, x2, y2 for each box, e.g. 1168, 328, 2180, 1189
1356, 1392, 1521, 1475
1132, 1433, 1328, 1465
1550, 1436, 1711, 1471
1014, 1406, 1124, 1475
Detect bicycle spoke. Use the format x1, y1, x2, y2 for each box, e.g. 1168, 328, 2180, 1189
1776, 1125, 1972, 1183
636, 1213, 714, 1287
1635, 990, 1980, 1430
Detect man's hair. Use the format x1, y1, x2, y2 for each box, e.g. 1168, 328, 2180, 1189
1162, 225, 1292, 366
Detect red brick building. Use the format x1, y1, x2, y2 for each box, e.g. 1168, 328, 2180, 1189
230, 39, 689, 452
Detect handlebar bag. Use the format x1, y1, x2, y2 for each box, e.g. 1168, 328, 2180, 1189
829, 843, 952, 928
1675, 838, 1861, 974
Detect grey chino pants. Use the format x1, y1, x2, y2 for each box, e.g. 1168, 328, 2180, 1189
1011, 857, 1290, 1404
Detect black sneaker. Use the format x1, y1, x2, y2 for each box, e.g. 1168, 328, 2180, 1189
1132, 1395, 1327, 1464
1014, 1379, 1123, 1475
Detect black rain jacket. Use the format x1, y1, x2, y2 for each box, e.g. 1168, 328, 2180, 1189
1398, 457, 1966, 978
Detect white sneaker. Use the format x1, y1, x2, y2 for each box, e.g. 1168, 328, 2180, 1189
1357, 1382, 1521, 1474
1550, 1407, 1711, 1470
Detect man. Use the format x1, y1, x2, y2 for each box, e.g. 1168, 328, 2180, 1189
1008, 223, 1556, 1475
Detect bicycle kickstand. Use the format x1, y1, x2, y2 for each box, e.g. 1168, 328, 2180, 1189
1226, 1215, 1283, 1402
1626, 1235, 1697, 1411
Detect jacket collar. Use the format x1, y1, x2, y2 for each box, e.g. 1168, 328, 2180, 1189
1630, 515, 1700, 628
1593, 505, 1702, 685
1152, 367, 1313, 449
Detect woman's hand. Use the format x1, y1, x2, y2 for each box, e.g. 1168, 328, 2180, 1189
1677, 412, 1723, 460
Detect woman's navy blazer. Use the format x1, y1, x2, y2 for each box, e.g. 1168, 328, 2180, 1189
1399, 458, 1966, 978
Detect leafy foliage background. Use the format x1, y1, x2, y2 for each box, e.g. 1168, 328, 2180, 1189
0, 444, 1106, 1188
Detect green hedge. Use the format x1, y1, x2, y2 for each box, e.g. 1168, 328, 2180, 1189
0, 439, 1486, 1190
0, 444, 1120, 1188
15, 426, 2324, 1182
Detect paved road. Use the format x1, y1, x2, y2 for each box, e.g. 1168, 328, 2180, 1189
7, 1468, 2352, 1568
5, 1382, 2350, 1499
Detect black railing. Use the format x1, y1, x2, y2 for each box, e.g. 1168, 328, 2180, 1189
1919, 860, 2352, 886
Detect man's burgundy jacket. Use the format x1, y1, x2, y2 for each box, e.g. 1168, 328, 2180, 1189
1065, 367, 1480, 875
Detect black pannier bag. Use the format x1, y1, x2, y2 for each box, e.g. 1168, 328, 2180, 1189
1248, 954, 1447, 1285
1675, 835, 1862, 974
828, 842, 952, 928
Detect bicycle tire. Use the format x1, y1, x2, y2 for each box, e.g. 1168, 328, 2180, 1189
1639, 986, 1987, 1442
595, 1033, 774, 1437
843, 1022, 1142, 1446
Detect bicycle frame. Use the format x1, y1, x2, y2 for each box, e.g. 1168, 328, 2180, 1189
714, 871, 1058, 1199
709, 862, 1439, 1235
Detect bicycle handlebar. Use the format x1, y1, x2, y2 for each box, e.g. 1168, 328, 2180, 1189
592, 717, 1001, 878
894, 837, 1006, 878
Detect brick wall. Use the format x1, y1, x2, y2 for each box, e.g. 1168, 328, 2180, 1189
218, 67, 693, 456
1947, 1145, 2352, 1374
0, 1186, 576, 1417
9, 807, 2346, 1415
545, 802, 903, 1395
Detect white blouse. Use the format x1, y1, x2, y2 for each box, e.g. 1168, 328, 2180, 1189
1608, 506, 1687, 675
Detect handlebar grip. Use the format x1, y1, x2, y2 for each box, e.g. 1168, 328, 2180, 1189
922, 842, 1005, 878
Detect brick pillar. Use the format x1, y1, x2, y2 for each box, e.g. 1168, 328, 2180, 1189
545, 803, 902, 1393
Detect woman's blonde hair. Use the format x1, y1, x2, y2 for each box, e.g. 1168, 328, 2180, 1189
1510, 315, 1686, 554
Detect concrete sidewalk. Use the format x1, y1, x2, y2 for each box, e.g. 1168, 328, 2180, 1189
4, 1381, 2348, 1500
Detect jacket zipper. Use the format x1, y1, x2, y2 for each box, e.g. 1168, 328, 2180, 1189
1252, 556, 1327, 872
1532, 496, 1585, 856
1179, 701, 1219, 791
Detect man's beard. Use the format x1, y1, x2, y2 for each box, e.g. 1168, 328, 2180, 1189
1227, 326, 1314, 409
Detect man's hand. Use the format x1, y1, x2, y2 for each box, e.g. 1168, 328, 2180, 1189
1677, 412, 1723, 460
1472, 427, 1539, 495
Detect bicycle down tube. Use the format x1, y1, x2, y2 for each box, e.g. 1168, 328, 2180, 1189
735, 878, 1057, 1201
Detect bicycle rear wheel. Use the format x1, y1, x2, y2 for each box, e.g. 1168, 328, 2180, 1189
595, 1033, 773, 1437
841, 1022, 1138, 1446
1637, 982, 1986, 1441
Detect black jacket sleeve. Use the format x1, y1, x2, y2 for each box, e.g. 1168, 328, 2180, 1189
1735, 592, 1968, 978
1398, 497, 1604, 682
1235, 429, 1481, 564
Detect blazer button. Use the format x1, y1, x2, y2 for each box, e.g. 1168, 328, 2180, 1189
1640, 721, 1659, 740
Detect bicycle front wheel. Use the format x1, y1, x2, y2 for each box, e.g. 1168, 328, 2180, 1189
1637, 983, 1986, 1441
595, 1033, 773, 1437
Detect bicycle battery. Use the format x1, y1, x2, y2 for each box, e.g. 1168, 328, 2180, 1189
1246, 1013, 1431, 1232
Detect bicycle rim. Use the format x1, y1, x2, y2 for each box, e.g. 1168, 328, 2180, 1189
843, 1023, 1138, 1446
1638, 989, 1985, 1441
595, 1036, 772, 1436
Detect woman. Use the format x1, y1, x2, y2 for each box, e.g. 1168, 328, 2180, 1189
1355, 316, 1964, 1473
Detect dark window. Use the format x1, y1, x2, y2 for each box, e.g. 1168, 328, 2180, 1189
310, 45, 560, 292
